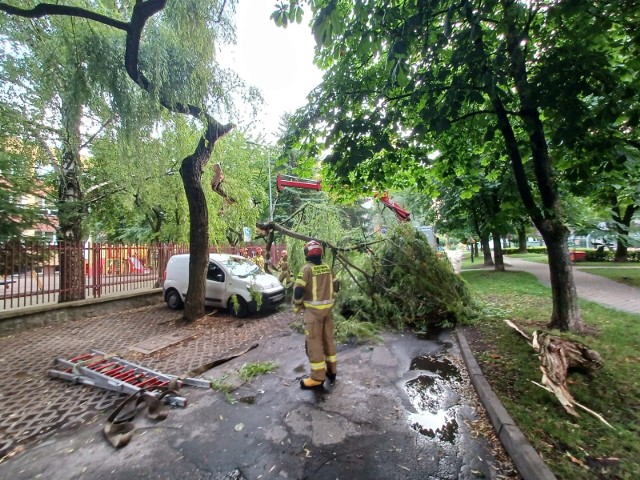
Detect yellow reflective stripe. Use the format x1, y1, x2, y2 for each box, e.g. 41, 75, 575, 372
295, 278, 306, 287
303, 302, 334, 310
312, 275, 318, 302
325, 355, 336, 363
310, 361, 325, 371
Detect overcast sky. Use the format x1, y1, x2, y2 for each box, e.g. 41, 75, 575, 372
220, 1, 323, 143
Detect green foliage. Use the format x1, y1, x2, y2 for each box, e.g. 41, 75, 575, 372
208, 372, 235, 403
247, 285, 264, 311
502, 247, 548, 255
335, 223, 478, 331
332, 314, 382, 345
237, 361, 277, 382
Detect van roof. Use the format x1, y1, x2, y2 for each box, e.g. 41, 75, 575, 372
170, 253, 243, 261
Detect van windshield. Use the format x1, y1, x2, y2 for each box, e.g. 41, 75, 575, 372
220, 257, 261, 278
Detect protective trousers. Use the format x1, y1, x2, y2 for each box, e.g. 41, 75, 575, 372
304, 307, 337, 381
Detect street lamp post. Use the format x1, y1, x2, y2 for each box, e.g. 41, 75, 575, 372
247, 141, 273, 222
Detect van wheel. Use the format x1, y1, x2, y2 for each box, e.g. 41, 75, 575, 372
165, 289, 184, 310
228, 295, 248, 318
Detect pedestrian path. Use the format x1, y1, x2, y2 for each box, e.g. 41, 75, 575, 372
505, 257, 640, 315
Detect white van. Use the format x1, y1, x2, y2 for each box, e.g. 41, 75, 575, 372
163, 253, 285, 317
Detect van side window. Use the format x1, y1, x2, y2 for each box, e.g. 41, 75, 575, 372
207, 263, 225, 283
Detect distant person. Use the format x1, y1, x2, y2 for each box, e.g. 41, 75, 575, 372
254, 247, 265, 271
293, 241, 337, 389
277, 250, 292, 287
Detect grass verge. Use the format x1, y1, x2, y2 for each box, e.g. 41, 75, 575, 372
461, 269, 640, 479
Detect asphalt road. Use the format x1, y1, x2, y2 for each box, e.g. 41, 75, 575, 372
0, 326, 516, 480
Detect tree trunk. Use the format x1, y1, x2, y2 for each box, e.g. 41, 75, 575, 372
57, 95, 86, 302
492, 231, 505, 272
517, 225, 528, 254
542, 226, 583, 331
180, 151, 209, 322
179, 123, 234, 322
481, 234, 494, 266
611, 200, 638, 263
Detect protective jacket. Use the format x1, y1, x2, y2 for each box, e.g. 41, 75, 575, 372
295, 262, 334, 310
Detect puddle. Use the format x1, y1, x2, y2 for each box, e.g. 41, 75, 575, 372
410, 355, 461, 381
405, 354, 462, 443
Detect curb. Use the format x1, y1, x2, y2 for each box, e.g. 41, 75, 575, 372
456, 330, 557, 480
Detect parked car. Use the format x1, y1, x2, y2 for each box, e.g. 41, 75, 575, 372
163, 253, 285, 317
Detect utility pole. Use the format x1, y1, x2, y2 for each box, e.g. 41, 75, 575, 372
246, 141, 273, 221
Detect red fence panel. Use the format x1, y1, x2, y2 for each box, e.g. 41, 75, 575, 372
1, 241, 285, 312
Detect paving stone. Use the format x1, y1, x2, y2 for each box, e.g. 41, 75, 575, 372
0, 304, 295, 457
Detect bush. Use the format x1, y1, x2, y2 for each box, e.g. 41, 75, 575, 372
584, 248, 614, 262
502, 246, 547, 255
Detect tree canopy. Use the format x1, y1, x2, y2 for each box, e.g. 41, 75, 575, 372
273, 0, 640, 331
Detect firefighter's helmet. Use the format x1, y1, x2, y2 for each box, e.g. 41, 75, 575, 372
304, 240, 323, 257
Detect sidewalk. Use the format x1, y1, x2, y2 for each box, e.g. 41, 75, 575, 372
505, 257, 640, 315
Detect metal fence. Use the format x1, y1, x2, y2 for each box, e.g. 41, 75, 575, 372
1, 241, 286, 311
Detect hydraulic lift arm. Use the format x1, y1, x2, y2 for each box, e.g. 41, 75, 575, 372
377, 192, 411, 222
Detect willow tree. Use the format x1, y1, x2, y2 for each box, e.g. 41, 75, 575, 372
0, 5, 128, 300
275, 0, 638, 332
0, 1, 249, 321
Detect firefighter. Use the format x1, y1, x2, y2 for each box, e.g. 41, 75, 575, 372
277, 250, 292, 288
254, 247, 265, 271
294, 240, 337, 389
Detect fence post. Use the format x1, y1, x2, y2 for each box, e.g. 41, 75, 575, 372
92, 242, 101, 298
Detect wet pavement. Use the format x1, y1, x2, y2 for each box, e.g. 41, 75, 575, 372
505, 257, 640, 315
0, 303, 516, 479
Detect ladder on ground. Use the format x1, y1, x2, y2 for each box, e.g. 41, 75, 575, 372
49, 349, 211, 407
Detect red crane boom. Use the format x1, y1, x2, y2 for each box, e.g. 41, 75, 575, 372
276, 174, 322, 192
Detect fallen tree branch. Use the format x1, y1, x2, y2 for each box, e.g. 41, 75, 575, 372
505, 320, 610, 427
531, 381, 613, 429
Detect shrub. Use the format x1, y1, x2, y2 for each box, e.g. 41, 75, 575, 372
502, 246, 547, 255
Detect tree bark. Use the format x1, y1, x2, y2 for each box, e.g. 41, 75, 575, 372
57, 94, 85, 302
180, 153, 208, 321
517, 224, 528, 254
481, 234, 494, 266
542, 226, 583, 331
180, 123, 233, 322
492, 231, 505, 272
611, 198, 638, 263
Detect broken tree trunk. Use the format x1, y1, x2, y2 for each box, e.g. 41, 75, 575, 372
505, 320, 610, 427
